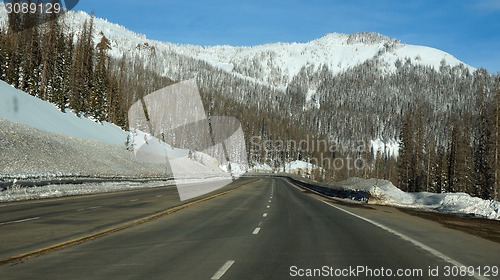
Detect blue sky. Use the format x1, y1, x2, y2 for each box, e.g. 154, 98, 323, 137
72, 0, 500, 73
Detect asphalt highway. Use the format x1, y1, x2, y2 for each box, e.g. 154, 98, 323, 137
1, 177, 499, 279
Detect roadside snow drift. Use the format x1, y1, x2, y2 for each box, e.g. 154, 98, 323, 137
336, 178, 500, 220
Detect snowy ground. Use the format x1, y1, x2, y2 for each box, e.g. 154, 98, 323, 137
335, 177, 500, 220
0, 79, 234, 201
0, 177, 235, 203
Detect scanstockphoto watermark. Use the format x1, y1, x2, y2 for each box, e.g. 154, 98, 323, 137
128, 79, 248, 201
250, 136, 368, 171
289, 265, 424, 278
289, 265, 499, 278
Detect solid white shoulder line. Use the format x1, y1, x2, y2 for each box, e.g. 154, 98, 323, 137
321, 201, 489, 280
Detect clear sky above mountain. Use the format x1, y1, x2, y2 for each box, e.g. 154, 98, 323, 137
74, 0, 500, 74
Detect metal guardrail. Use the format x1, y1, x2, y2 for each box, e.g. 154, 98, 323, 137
286, 177, 371, 202
0, 177, 172, 191
244, 173, 371, 202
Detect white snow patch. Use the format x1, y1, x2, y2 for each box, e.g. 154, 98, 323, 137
371, 138, 399, 158
285, 160, 317, 173
337, 177, 500, 220
250, 162, 273, 172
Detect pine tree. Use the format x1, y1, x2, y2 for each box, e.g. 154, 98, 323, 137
19, 3, 42, 94
473, 101, 494, 199
448, 119, 473, 193
435, 145, 447, 193
91, 33, 111, 121
69, 16, 95, 116
414, 112, 424, 192
494, 79, 500, 200
398, 111, 414, 192
40, 4, 61, 101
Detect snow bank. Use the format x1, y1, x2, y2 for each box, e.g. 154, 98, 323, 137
0, 176, 234, 202
0, 79, 231, 182
0, 81, 127, 145
0, 181, 168, 202
336, 178, 500, 220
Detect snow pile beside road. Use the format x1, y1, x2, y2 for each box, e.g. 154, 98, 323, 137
336, 177, 500, 220
0, 181, 169, 202
0, 177, 234, 202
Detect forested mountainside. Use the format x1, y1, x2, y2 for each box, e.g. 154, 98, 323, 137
0, 6, 498, 200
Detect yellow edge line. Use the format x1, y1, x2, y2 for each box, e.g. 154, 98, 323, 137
0, 179, 258, 266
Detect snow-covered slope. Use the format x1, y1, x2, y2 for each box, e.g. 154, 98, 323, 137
29, 10, 474, 91
168, 32, 471, 89
0, 79, 230, 180
0, 82, 127, 145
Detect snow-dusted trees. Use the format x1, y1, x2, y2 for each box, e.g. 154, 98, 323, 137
0, 10, 158, 127
68, 16, 95, 115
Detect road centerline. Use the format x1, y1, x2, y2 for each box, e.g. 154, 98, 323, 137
253, 227, 261, 235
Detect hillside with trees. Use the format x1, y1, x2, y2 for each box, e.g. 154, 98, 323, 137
0, 5, 498, 201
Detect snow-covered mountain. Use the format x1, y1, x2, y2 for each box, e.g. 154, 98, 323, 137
52, 10, 473, 91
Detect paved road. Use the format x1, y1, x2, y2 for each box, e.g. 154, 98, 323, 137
1, 177, 499, 279
0, 178, 257, 259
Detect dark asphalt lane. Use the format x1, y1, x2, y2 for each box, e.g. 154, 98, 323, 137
0, 177, 258, 259
1, 178, 499, 280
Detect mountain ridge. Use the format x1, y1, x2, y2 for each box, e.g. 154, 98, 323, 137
45, 10, 474, 90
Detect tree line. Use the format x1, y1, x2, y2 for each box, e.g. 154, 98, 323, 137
0, 5, 172, 129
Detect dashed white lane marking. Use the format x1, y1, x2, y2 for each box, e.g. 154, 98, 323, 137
77, 206, 102, 212
268, 200, 271, 203
263, 213, 268, 217
0, 217, 40, 226
129, 199, 139, 202
258, 221, 263, 227
266, 205, 270, 208
156, 195, 163, 198
321, 201, 488, 280
211, 260, 235, 280
253, 227, 261, 235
